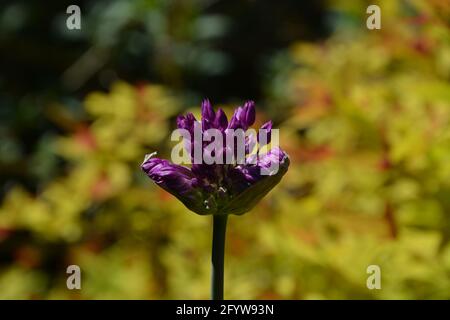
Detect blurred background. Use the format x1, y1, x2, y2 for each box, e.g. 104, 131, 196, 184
0, 0, 449, 299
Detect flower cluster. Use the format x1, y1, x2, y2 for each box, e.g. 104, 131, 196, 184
141, 100, 289, 215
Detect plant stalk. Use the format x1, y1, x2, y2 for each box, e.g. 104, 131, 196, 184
211, 214, 228, 300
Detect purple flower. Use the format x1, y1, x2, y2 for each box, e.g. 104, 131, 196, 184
141, 100, 290, 215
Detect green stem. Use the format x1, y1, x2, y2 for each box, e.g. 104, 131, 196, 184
211, 214, 228, 300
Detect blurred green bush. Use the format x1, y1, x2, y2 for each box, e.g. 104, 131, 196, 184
0, 0, 449, 299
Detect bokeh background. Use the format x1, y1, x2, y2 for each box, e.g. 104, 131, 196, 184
0, 0, 449, 299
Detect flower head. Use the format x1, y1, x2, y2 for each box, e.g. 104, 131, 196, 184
141, 100, 289, 215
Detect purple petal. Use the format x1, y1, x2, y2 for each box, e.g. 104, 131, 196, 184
201, 99, 215, 130
258, 147, 287, 170
237, 147, 289, 183
228, 101, 255, 130
245, 131, 257, 154
243, 101, 256, 128
258, 120, 272, 146
214, 108, 228, 131
228, 106, 244, 130
177, 112, 197, 134
142, 157, 195, 191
